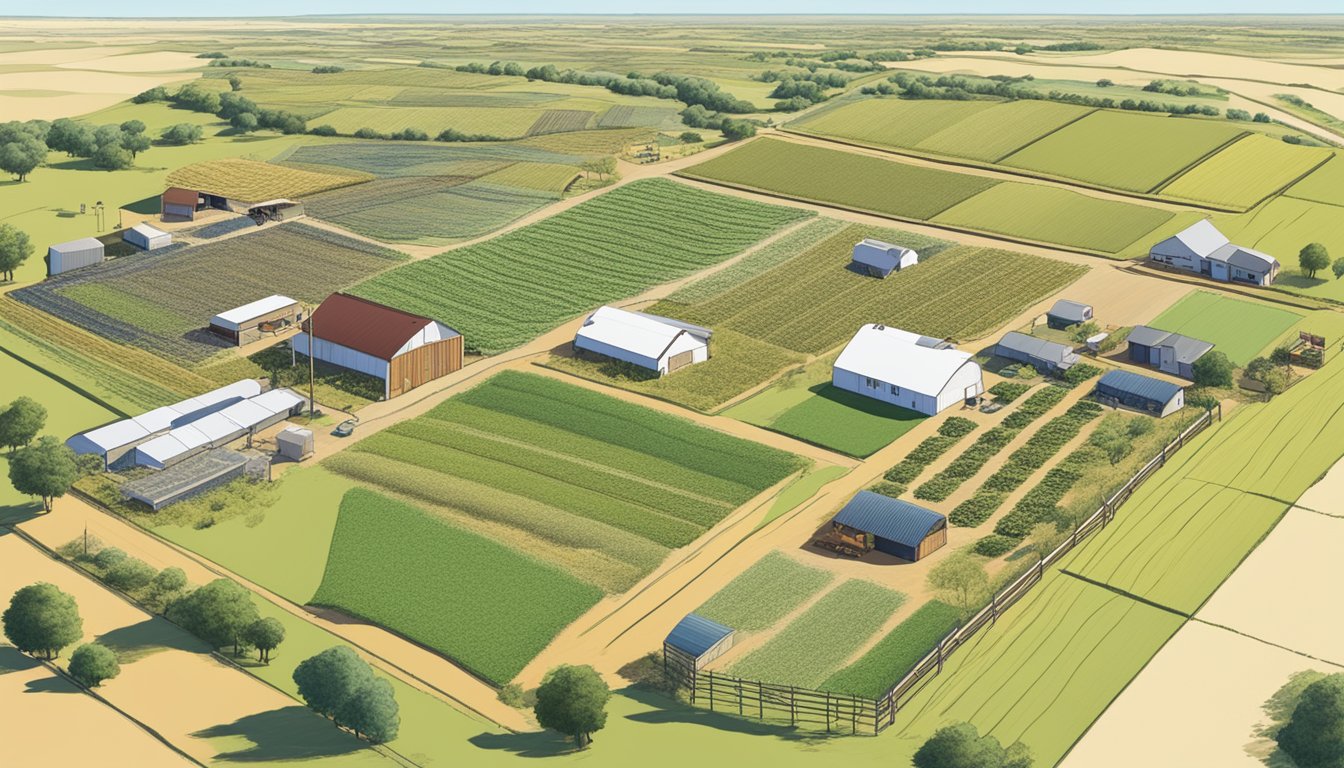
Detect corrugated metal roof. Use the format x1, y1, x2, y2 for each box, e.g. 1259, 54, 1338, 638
665, 613, 734, 658
1128, 326, 1213, 364
1048, 300, 1092, 323
1125, 325, 1171, 348
1096, 369, 1182, 405
628, 310, 712, 340
1168, 219, 1230, 257
66, 380, 259, 455
852, 239, 916, 272
996, 331, 1075, 364
1209, 243, 1278, 272
576, 306, 693, 359
833, 491, 945, 548
834, 325, 976, 396
306, 293, 450, 361
162, 187, 199, 207
49, 237, 103, 255
210, 295, 298, 330
128, 223, 168, 239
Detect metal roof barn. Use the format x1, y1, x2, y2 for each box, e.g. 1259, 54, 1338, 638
664, 613, 735, 675
1150, 220, 1280, 286
573, 306, 709, 376
995, 331, 1080, 374
209, 295, 302, 346
831, 491, 947, 561
1095, 369, 1185, 417
123, 223, 172, 251
1126, 326, 1214, 380
1046, 299, 1093, 329
47, 237, 104, 276
851, 238, 918, 278
133, 388, 304, 469
832, 324, 983, 416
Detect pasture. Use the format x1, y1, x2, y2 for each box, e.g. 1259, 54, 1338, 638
1158, 134, 1333, 210
324, 371, 806, 594
729, 383, 926, 458
1216, 197, 1344, 301
821, 600, 962, 698
695, 551, 835, 632
12, 222, 407, 364
165, 157, 370, 201
350, 179, 811, 354
1286, 153, 1344, 206
318, 105, 543, 138
312, 488, 603, 685
1000, 110, 1246, 193
1147, 291, 1302, 365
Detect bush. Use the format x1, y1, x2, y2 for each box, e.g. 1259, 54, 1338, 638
678, 131, 703, 144
950, 493, 1008, 527
973, 534, 1019, 557
353, 127, 384, 140
92, 547, 127, 571
1192, 350, 1234, 388
1062, 363, 1102, 386
939, 416, 977, 438
1277, 673, 1344, 768
868, 480, 907, 498
103, 557, 156, 591
310, 124, 338, 137
68, 642, 120, 687
988, 382, 1030, 403
312, 65, 346, 74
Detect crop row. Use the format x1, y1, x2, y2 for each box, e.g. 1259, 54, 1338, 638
820, 600, 963, 698
526, 108, 594, 135
667, 217, 851, 304
696, 551, 834, 632
883, 417, 978, 485
286, 141, 585, 178
994, 446, 1100, 538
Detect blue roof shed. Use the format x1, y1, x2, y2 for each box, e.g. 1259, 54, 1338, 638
832, 491, 948, 561
664, 613, 736, 673
1095, 369, 1185, 417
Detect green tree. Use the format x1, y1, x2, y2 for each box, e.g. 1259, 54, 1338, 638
242, 617, 285, 663
0, 134, 46, 181
228, 75, 243, 91
2, 582, 82, 659
92, 547, 127, 570
1333, 258, 1344, 280
719, 118, 757, 141
678, 131, 703, 143
927, 553, 989, 617
149, 567, 188, 614
119, 119, 146, 135
1300, 243, 1331, 279
120, 131, 151, 159
913, 722, 1032, 768
1278, 673, 1344, 768
230, 112, 259, 133
168, 579, 259, 655
1029, 521, 1067, 563
534, 664, 610, 749
160, 123, 204, 145
294, 646, 373, 721
337, 676, 400, 743
103, 557, 156, 592
1192, 350, 1234, 388
68, 642, 120, 687
0, 223, 32, 281
91, 142, 132, 170
0, 396, 46, 452
7, 436, 78, 512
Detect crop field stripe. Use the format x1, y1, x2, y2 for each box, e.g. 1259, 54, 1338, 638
989, 107, 1099, 163
695, 551, 835, 632
1144, 130, 1255, 196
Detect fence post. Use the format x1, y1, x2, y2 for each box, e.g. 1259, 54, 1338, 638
790, 686, 797, 727
708, 671, 714, 712
759, 680, 764, 720
737, 678, 743, 716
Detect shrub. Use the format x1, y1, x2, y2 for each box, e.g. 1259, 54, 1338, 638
869, 480, 907, 498
988, 382, 1030, 403
950, 493, 1008, 527
310, 124, 338, 136
973, 534, 1019, 557
103, 557, 156, 591
92, 547, 127, 571
1062, 363, 1101, 386
1192, 350, 1234, 388
68, 642, 120, 687
939, 416, 977, 438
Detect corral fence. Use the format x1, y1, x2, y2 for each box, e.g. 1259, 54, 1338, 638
672, 405, 1221, 734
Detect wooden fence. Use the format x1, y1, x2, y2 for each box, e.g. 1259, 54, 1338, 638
676, 405, 1220, 734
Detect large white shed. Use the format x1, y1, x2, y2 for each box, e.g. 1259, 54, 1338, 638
133, 388, 304, 469
123, 223, 172, 251
47, 237, 105, 276
851, 239, 918, 278
832, 324, 983, 415
573, 306, 709, 376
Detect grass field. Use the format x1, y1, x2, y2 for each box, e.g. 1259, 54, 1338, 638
1000, 110, 1246, 193
1147, 291, 1302, 365
316, 106, 545, 138
1214, 197, 1344, 302
728, 579, 905, 688
730, 383, 926, 457
12, 222, 407, 364
932, 183, 1176, 254
1285, 153, 1344, 206
324, 371, 806, 593
821, 600, 962, 698
695, 551, 834, 632
1158, 134, 1333, 210
351, 179, 811, 354
312, 488, 603, 685
914, 100, 1094, 162
667, 217, 849, 304
165, 157, 371, 201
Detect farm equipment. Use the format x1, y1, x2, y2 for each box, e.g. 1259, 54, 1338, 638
812, 522, 875, 558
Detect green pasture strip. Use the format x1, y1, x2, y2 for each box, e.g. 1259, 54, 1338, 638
696, 551, 836, 632
915, 100, 1096, 163
788, 98, 999, 149
1148, 290, 1302, 366
821, 600, 963, 698
749, 384, 926, 458
1285, 153, 1344, 207
667, 217, 850, 304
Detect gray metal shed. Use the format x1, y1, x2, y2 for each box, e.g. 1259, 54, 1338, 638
995, 331, 1080, 374
47, 237, 105, 276
1126, 326, 1213, 380
1046, 300, 1093, 329
664, 613, 735, 678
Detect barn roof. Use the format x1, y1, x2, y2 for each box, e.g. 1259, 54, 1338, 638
1127, 326, 1214, 364
1208, 243, 1278, 272
665, 613, 734, 658
128, 222, 168, 239
1048, 300, 1092, 323
162, 187, 199, 207
305, 293, 446, 361
833, 491, 945, 548
49, 237, 103, 254
997, 331, 1077, 365
576, 306, 701, 359
210, 295, 298, 330
834, 324, 971, 396
852, 238, 916, 271
1096, 369, 1183, 405
1163, 219, 1230, 258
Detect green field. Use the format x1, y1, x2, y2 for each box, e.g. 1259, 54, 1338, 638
1000, 110, 1246, 193
821, 600, 962, 698
932, 183, 1177, 254
1286, 153, 1344, 207
312, 488, 603, 685
1158, 134, 1333, 210
731, 383, 926, 458
1148, 291, 1302, 366
695, 551, 834, 632
914, 100, 1094, 162
351, 179, 811, 354
1215, 197, 1344, 302
729, 579, 906, 688
667, 217, 850, 304
324, 371, 806, 593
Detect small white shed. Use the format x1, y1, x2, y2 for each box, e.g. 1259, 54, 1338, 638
851, 239, 918, 278
574, 306, 709, 376
47, 237, 105, 276
123, 223, 172, 251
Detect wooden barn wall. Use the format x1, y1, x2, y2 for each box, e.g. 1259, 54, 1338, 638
388, 336, 463, 398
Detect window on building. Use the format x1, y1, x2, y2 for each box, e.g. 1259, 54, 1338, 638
865, 377, 879, 389
890, 384, 901, 395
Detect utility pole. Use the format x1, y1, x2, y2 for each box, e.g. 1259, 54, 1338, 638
308, 303, 316, 419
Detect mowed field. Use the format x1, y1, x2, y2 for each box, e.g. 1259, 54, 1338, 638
351, 179, 812, 354
12, 222, 407, 364
1147, 291, 1302, 366
1158, 135, 1334, 210
680, 138, 1177, 254
321, 371, 806, 681
165, 157, 371, 201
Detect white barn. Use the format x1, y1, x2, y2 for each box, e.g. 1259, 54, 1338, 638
851, 239, 918, 278
47, 237, 104, 276
832, 324, 983, 415
574, 306, 709, 376
134, 388, 304, 469
123, 223, 172, 251
1149, 220, 1279, 286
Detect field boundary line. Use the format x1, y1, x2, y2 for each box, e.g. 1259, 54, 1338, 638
1193, 617, 1344, 669
1056, 569, 1190, 618
990, 107, 1099, 163
1146, 130, 1250, 195
0, 340, 130, 419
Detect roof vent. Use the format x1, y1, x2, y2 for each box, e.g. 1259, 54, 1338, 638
875, 324, 885, 331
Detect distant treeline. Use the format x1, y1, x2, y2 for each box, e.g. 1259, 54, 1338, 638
454, 61, 756, 114
864, 73, 1223, 117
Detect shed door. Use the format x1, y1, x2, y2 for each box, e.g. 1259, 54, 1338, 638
667, 350, 694, 373
1159, 346, 1177, 374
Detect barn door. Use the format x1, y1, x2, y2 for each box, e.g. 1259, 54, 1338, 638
668, 350, 694, 373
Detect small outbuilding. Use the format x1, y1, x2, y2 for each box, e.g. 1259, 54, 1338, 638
123, 223, 172, 251
663, 613, 735, 676
1095, 369, 1185, 417
995, 331, 1080, 375
47, 237, 105, 276
276, 427, 314, 461
161, 187, 205, 220
832, 324, 983, 416
573, 306, 710, 376
1046, 300, 1094, 330
828, 491, 947, 562
851, 238, 918, 278
209, 295, 302, 346
293, 293, 463, 400
1126, 326, 1214, 380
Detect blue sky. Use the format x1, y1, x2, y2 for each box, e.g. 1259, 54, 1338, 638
8, 2, 1342, 17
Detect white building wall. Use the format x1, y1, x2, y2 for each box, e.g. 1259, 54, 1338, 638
1161, 390, 1185, 418
293, 333, 390, 380
833, 361, 982, 416
575, 335, 660, 371
657, 334, 708, 374
392, 321, 458, 358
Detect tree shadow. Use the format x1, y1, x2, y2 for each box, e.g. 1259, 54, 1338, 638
468, 729, 575, 758
0, 500, 43, 526
25, 674, 79, 694
0, 645, 40, 675
193, 706, 369, 762
1275, 273, 1326, 291
122, 195, 162, 215
96, 617, 210, 663
618, 686, 835, 743
806, 383, 923, 424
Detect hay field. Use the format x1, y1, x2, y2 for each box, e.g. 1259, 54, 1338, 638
1285, 153, 1344, 206
1159, 134, 1334, 209
165, 158, 371, 201
1146, 290, 1303, 365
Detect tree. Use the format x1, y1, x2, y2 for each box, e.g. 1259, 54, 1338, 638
2, 582, 82, 659
0, 134, 46, 181
534, 664, 610, 749
1277, 673, 1344, 768
1029, 522, 1067, 563
119, 119, 145, 135
1192, 350, 1235, 388
0, 223, 32, 282
68, 642, 120, 687
1300, 243, 1331, 279
91, 142, 132, 171
160, 123, 204, 145
719, 118, 756, 141
228, 75, 243, 91
678, 131, 703, 143
1333, 257, 1344, 280
913, 722, 1033, 768
168, 578, 258, 655
149, 567, 188, 614
927, 553, 989, 617
7, 436, 78, 512
103, 557, 156, 591
294, 646, 374, 721
92, 547, 127, 570
231, 112, 259, 133
337, 676, 399, 743
1096, 78, 1114, 87
120, 131, 151, 159
242, 617, 285, 663
0, 396, 46, 451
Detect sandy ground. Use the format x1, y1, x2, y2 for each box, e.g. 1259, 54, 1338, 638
994, 48, 1344, 91
0, 69, 198, 120
1061, 619, 1338, 768
55, 51, 202, 73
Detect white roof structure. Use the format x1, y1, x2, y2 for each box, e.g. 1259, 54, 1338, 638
1166, 219, 1230, 257
576, 306, 693, 359
128, 223, 168, 239
133, 387, 304, 468
210, 295, 298, 331
50, 236, 103, 255
66, 380, 261, 458
834, 325, 971, 395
